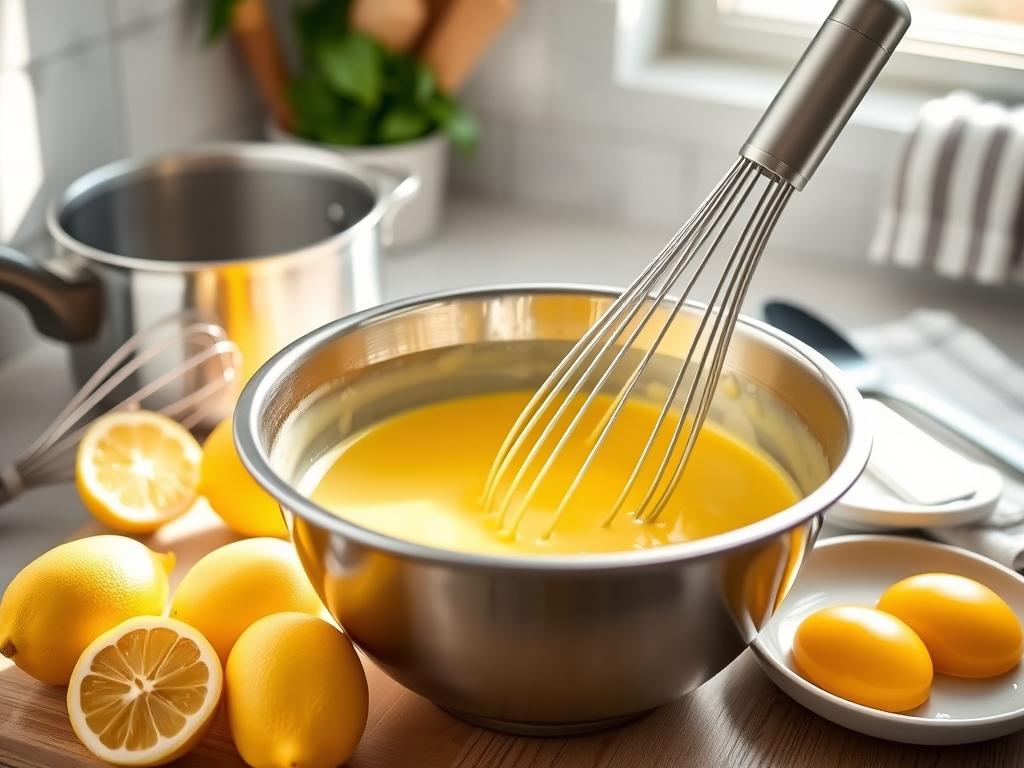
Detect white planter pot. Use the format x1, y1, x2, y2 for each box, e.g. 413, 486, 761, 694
266, 122, 450, 248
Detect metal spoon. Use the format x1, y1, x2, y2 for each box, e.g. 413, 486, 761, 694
763, 300, 1024, 476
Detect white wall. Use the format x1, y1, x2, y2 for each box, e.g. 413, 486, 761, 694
0, 0, 918, 364
0, 0, 259, 362
451, 0, 905, 265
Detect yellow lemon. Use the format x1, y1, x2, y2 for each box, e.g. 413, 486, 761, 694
226, 613, 367, 768
169, 538, 323, 664
77, 410, 202, 533
200, 417, 286, 538
68, 616, 222, 766
0, 536, 174, 685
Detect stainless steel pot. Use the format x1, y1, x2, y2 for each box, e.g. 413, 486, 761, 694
234, 285, 870, 736
0, 143, 417, 392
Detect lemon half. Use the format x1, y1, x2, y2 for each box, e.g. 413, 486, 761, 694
67, 616, 222, 767
77, 411, 202, 533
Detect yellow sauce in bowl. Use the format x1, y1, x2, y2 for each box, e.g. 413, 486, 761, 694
308, 391, 800, 556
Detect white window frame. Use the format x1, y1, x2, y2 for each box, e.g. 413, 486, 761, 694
615, 0, 1024, 137
675, 0, 1024, 98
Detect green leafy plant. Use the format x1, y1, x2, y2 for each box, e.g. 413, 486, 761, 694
207, 0, 478, 151
205, 0, 242, 43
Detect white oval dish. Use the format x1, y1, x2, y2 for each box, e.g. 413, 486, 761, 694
829, 402, 1003, 530
830, 464, 1002, 530
752, 535, 1024, 745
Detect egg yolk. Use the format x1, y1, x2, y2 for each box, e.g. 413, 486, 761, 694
792, 605, 933, 713
877, 573, 1024, 679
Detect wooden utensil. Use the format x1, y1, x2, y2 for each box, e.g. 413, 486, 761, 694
419, 0, 518, 92
417, 0, 453, 46
350, 0, 429, 53
230, 0, 294, 131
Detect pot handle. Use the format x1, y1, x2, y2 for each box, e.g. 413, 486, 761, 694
363, 165, 421, 248
0, 245, 101, 342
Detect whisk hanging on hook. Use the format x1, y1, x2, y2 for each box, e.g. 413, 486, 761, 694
484, 0, 911, 538
0, 312, 241, 506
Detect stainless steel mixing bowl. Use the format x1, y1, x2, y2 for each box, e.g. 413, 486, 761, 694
234, 285, 870, 736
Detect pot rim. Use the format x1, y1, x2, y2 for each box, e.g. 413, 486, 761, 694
235, 284, 872, 573
45, 142, 414, 273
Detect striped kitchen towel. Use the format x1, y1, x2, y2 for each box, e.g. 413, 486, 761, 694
869, 92, 1024, 286
850, 310, 1024, 569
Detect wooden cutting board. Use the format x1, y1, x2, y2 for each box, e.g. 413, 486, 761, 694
2, 505, 1023, 767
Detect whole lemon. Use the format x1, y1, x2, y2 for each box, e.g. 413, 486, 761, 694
169, 538, 323, 663
0, 535, 174, 685
226, 613, 368, 768
201, 417, 287, 538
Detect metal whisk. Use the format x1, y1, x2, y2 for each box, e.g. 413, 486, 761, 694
0, 312, 241, 506
485, 0, 910, 538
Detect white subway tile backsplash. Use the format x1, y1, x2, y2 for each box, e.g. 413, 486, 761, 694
620, 145, 689, 227
1, 0, 255, 366
511, 129, 625, 216
453, 0, 896, 264
109, 0, 185, 30
461, 0, 552, 124
1, 41, 122, 242
1, 0, 110, 70
693, 144, 741, 193
506, 127, 690, 230
199, 109, 264, 143
34, 42, 124, 199
817, 123, 904, 179
116, 8, 256, 155
0, 68, 44, 241
771, 174, 878, 261
451, 110, 512, 199
547, 0, 752, 151
549, 0, 615, 89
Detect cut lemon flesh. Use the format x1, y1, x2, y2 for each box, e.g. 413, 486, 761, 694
77, 411, 202, 533
68, 616, 222, 767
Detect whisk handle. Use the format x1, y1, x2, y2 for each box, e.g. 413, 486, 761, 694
739, 0, 910, 191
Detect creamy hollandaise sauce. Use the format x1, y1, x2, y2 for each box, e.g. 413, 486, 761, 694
308, 391, 800, 556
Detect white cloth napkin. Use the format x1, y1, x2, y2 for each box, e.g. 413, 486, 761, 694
869, 91, 1024, 286
850, 310, 1024, 569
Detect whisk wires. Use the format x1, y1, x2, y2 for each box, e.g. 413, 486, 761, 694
483, 159, 794, 539
1, 312, 240, 505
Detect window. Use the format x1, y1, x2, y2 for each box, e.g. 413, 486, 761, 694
674, 0, 1024, 99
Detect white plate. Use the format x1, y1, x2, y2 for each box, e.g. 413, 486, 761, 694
752, 535, 1024, 745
